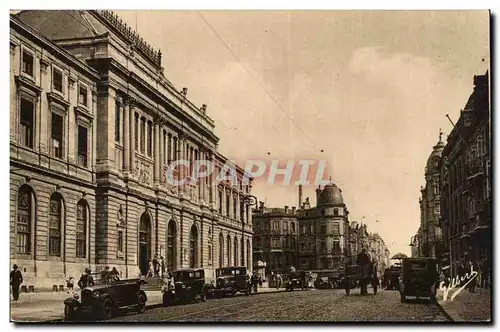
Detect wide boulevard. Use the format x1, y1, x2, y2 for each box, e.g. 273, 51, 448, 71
109, 288, 450, 322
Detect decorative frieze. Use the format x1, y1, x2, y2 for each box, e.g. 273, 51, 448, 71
134, 157, 153, 185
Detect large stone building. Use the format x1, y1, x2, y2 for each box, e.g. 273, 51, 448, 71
10, 11, 253, 289
438, 71, 491, 277
296, 183, 350, 271
418, 133, 445, 259
252, 203, 299, 272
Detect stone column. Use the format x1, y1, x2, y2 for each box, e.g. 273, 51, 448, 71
179, 134, 186, 196
154, 121, 160, 184
123, 100, 130, 173
129, 100, 136, 175
201, 149, 206, 204
210, 152, 217, 207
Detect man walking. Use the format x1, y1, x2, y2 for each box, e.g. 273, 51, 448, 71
10, 264, 23, 301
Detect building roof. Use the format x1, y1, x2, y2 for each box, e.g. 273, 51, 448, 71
425, 132, 445, 175
317, 183, 344, 206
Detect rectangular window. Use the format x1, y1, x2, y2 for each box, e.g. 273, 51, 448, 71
333, 240, 340, 253
163, 130, 167, 165
320, 241, 327, 251
240, 200, 245, 222
173, 137, 178, 161
147, 121, 152, 156
320, 224, 326, 234
22, 51, 34, 76
53, 68, 63, 93
76, 204, 86, 258
115, 102, 120, 142
283, 222, 288, 232
78, 85, 88, 106
134, 114, 139, 150
77, 125, 88, 167
218, 191, 223, 214
118, 230, 124, 253
233, 197, 237, 219
226, 194, 230, 217
332, 223, 340, 235
291, 222, 295, 233
167, 133, 172, 163
140, 118, 145, 153
19, 98, 34, 148
51, 112, 64, 159
274, 221, 279, 231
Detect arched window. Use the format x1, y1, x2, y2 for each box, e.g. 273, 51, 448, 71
234, 237, 238, 266
219, 233, 224, 267
167, 220, 176, 272
16, 185, 35, 254
247, 239, 251, 269
189, 225, 198, 268
226, 234, 231, 266
76, 200, 88, 258
49, 193, 63, 256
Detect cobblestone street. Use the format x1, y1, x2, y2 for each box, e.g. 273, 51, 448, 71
108, 289, 449, 322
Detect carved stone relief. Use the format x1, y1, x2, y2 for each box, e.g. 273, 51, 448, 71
134, 157, 152, 185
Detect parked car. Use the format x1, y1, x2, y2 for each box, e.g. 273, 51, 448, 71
386, 265, 402, 290
315, 276, 335, 289
284, 271, 307, 291
399, 257, 439, 303
162, 268, 212, 306
63, 273, 147, 321
214, 266, 251, 296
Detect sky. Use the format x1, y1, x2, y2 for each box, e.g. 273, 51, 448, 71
115, 10, 490, 257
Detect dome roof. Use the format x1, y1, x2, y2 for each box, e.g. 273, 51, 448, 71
317, 183, 344, 205
426, 133, 445, 174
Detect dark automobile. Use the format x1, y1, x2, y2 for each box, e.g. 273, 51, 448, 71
399, 257, 438, 303
63, 273, 147, 321
315, 276, 335, 289
214, 266, 251, 296
162, 268, 212, 306
284, 271, 307, 291
386, 265, 402, 290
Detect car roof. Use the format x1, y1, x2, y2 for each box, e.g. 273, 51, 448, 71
175, 268, 205, 272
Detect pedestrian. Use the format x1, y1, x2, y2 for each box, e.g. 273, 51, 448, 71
66, 276, 75, 293
481, 258, 489, 289
10, 264, 23, 301
78, 268, 95, 290
153, 255, 159, 277
110, 267, 120, 282
147, 259, 153, 277
101, 266, 110, 283
276, 273, 282, 289
160, 256, 165, 278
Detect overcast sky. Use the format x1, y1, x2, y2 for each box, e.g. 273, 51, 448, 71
115, 10, 490, 256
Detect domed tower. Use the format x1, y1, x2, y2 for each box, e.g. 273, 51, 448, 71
315, 182, 348, 270
421, 131, 445, 258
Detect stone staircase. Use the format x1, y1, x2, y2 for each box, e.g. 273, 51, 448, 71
142, 277, 165, 291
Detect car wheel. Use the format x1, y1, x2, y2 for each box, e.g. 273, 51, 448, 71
345, 287, 350, 295
400, 295, 407, 303
163, 292, 173, 306
97, 298, 114, 320
201, 292, 207, 302
64, 304, 74, 321
137, 293, 147, 313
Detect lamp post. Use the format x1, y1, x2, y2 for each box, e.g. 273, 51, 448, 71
243, 194, 258, 269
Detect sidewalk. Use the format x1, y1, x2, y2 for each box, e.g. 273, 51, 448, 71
10, 287, 284, 322
437, 287, 491, 322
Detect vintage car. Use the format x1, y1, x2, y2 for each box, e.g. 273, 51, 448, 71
284, 271, 308, 291
314, 276, 335, 289
63, 273, 147, 321
162, 268, 212, 306
399, 257, 439, 303
386, 265, 402, 290
214, 266, 251, 296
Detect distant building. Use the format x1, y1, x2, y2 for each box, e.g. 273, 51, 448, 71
252, 203, 299, 273
439, 71, 491, 276
419, 133, 445, 259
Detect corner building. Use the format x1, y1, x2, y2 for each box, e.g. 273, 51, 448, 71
10, 11, 253, 289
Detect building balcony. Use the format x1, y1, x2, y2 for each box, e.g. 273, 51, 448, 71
467, 159, 486, 182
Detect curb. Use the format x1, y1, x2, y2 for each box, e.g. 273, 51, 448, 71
437, 300, 465, 322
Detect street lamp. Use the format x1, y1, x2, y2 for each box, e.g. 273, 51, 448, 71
242, 194, 258, 268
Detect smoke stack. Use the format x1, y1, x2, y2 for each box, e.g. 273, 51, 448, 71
298, 184, 303, 208
291, 206, 296, 214
284, 206, 289, 214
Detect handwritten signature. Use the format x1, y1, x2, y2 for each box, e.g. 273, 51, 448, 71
438, 265, 478, 301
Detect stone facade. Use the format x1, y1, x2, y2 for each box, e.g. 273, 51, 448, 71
439, 71, 491, 277
10, 11, 253, 290
252, 204, 299, 272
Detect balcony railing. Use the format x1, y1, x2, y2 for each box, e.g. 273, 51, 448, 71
467, 159, 485, 181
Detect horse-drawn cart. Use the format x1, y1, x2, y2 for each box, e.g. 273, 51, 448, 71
342, 263, 379, 295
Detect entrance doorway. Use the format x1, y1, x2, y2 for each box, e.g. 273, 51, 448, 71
139, 213, 151, 276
